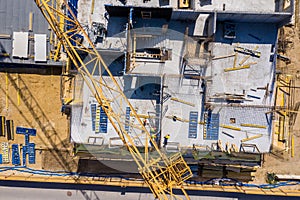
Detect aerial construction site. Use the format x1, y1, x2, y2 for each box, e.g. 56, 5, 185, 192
0, 0, 299, 199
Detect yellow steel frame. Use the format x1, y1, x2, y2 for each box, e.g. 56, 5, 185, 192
34, 0, 192, 199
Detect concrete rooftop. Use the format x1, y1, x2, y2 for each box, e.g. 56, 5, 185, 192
0, 0, 62, 66
70, 0, 291, 153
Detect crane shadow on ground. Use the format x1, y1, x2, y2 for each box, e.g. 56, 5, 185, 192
0, 72, 100, 200
6, 73, 77, 172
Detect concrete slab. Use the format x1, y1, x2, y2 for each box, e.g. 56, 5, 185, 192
209, 42, 275, 106
195, 0, 276, 12
71, 0, 281, 153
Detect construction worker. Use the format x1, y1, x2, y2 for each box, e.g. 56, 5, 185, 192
150, 127, 156, 134
150, 134, 157, 150
163, 134, 170, 147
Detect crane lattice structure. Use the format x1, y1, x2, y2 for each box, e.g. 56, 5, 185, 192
34, 0, 192, 199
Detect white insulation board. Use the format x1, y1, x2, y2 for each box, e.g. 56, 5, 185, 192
34, 34, 47, 62
12, 32, 28, 58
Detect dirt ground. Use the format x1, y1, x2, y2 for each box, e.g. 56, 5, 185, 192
0, 69, 77, 172
252, 24, 300, 185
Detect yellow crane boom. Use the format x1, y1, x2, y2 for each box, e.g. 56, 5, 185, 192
34, 0, 192, 199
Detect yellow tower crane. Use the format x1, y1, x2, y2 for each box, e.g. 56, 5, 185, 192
34, 0, 192, 199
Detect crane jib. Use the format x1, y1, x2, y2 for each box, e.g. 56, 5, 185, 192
34, 0, 192, 199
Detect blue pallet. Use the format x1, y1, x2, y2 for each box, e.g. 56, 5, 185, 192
22, 146, 27, 166
188, 111, 198, 138
0, 154, 2, 164
25, 134, 29, 145
206, 113, 220, 140
67, 0, 78, 19
12, 144, 20, 165
125, 107, 131, 132
28, 143, 36, 164
99, 107, 108, 133
90, 104, 96, 131
95, 107, 101, 133
68, 0, 78, 8
67, 0, 80, 46
16, 127, 36, 136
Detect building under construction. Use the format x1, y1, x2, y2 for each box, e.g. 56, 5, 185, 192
0, 0, 299, 199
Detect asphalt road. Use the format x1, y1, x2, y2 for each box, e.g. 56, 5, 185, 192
0, 186, 237, 200
0, 180, 299, 200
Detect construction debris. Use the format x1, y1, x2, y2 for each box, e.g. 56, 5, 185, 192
241, 134, 263, 142
212, 54, 236, 60
277, 54, 291, 63
222, 131, 234, 138
170, 97, 195, 107
220, 124, 241, 131
234, 46, 261, 58
224, 64, 250, 72
240, 124, 266, 129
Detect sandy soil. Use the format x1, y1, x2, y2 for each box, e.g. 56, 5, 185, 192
252, 25, 300, 185
0, 72, 77, 171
